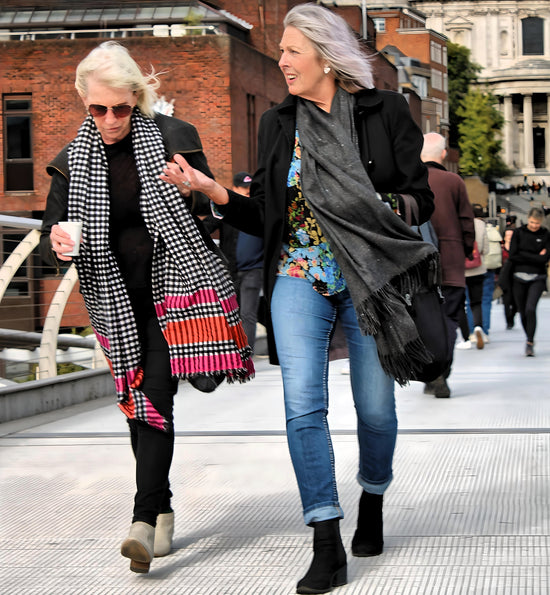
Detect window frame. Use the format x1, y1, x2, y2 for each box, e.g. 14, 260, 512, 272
3, 93, 34, 192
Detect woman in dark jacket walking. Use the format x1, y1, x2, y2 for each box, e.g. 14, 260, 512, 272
161, 5, 435, 593
40, 41, 253, 575
509, 207, 550, 356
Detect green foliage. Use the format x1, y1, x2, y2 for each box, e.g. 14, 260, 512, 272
456, 89, 511, 181
447, 42, 482, 147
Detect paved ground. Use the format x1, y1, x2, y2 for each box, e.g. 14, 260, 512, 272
1, 297, 549, 594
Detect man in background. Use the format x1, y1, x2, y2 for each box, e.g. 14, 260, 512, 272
421, 133, 475, 398
203, 172, 264, 354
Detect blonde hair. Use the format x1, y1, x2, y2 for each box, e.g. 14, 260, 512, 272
75, 41, 161, 118
284, 3, 374, 92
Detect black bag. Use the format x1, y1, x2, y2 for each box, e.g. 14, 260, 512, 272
407, 285, 450, 383
404, 198, 449, 383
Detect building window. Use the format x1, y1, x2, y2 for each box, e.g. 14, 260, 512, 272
522, 17, 544, 55
373, 18, 385, 33
430, 41, 442, 64
431, 69, 443, 91
3, 95, 34, 191
411, 75, 428, 99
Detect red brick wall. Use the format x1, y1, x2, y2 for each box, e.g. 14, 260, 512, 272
0, 35, 284, 216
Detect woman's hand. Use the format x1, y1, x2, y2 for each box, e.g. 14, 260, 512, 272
160, 154, 229, 205
50, 224, 76, 262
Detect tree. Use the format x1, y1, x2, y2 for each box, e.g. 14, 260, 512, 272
456, 89, 511, 181
447, 42, 482, 148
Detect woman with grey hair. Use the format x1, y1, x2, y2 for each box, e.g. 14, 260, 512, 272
162, 4, 434, 592
41, 41, 253, 574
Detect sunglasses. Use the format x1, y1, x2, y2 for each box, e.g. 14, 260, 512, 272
88, 104, 134, 118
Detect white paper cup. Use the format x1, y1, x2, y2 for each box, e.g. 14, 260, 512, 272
58, 221, 83, 256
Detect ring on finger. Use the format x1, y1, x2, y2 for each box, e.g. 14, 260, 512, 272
182, 180, 191, 188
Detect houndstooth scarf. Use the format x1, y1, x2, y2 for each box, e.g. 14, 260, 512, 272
297, 88, 439, 384
67, 109, 254, 430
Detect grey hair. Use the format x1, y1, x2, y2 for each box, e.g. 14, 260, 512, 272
421, 132, 446, 161
75, 41, 161, 118
284, 3, 374, 92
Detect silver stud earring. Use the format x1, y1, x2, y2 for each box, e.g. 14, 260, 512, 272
324, 66, 331, 74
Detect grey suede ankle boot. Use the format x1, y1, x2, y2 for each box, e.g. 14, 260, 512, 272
120, 521, 155, 573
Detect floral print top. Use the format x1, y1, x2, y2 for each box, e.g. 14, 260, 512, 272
277, 130, 346, 296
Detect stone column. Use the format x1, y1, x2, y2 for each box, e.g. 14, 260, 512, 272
503, 94, 513, 167
523, 94, 535, 172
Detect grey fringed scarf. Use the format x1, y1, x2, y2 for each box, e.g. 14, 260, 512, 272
296, 87, 439, 384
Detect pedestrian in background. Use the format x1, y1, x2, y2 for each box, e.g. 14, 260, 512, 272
40, 41, 253, 575
420, 132, 475, 398
479, 220, 503, 340
459, 204, 489, 350
498, 228, 517, 329
508, 207, 550, 356
203, 172, 264, 353
161, 4, 436, 593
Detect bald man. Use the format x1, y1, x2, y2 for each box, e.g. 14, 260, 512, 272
421, 132, 475, 397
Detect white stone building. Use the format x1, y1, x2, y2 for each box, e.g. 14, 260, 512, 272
333, 0, 550, 184
411, 0, 550, 184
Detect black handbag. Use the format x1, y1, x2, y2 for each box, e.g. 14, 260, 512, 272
406, 285, 450, 383
404, 199, 450, 383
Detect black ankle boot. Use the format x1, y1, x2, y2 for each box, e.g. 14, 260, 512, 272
296, 518, 347, 594
351, 491, 384, 557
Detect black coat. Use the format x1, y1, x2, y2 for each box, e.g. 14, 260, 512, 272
221, 88, 434, 307
40, 113, 216, 267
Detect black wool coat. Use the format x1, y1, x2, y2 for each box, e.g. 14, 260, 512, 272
219, 88, 434, 362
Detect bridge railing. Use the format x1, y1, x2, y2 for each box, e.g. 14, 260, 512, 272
0, 215, 106, 383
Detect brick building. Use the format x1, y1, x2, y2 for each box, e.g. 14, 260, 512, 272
0, 0, 403, 331
361, 3, 449, 136
0, 0, 404, 218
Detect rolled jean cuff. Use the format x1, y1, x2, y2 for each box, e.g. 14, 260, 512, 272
304, 504, 344, 527
357, 472, 393, 495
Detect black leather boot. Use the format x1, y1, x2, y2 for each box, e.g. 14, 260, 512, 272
351, 491, 384, 557
296, 518, 347, 594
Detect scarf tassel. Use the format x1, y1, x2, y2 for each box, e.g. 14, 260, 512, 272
378, 336, 434, 387
356, 253, 439, 336
356, 253, 441, 385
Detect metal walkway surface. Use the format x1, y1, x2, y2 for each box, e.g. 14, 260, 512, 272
1, 298, 549, 594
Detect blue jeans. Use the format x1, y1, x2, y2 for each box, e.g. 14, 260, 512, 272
466, 271, 495, 335
271, 276, 396, 525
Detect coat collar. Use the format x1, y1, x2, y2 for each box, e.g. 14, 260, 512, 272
425, 161, 447, 171
354, 87, 383, 115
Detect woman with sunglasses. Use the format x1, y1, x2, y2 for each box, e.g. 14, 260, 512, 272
40, 41, 253, 574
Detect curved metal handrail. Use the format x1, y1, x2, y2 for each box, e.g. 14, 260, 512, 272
0, 216, 105, 379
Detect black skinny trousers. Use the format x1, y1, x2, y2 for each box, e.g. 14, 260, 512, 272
512, 278, 547, 343
127, 316, 178, 527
